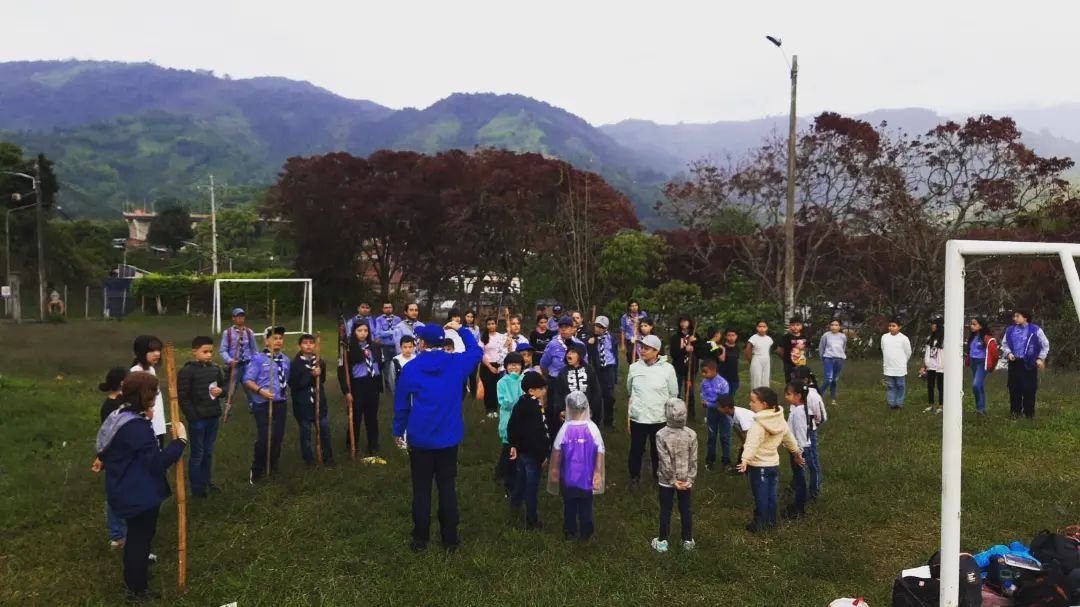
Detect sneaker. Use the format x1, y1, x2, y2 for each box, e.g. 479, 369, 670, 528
248, 469, 255, 485
126, 589, 162, 603
147, 553, 157, 563
745, 523, 761, 534
830, 400, 838, 408
934, 407, 943, 415
650, 538, 669, 553
525, 520, 542, 531
109, 538, 126, 549
371, 456, 388, 465
784, 505, 805, 519
360, 456, 375, 464
208, 482, 222, 493
705, 462, 715, 471
923, 406, 935, 413
682, 539, 696, 551
976, 410, 987, 416
486, 411, 499, 419
409, 539, 427, 553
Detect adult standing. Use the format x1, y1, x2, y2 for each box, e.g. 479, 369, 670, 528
587, 316, 619, 428
620, 300, 647, 365
506, 314, 531, 351
1001, 310, 1049, 419
965, 317, 999, 416
393, 320, 483, 553
391, 303, 425, 355
220, 308, 257, 403
668, 315, 698, 414
881, 319, 913, 410
479, 317, 508, 418
818, 319, 847, 406
626, 334, 678, 488
529, 315, 556, 352
345, 302, 373, 338
373, 302, 402, 390
570, 310, 591, 343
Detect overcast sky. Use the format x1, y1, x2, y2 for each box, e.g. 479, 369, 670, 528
5, 0, 1079, 125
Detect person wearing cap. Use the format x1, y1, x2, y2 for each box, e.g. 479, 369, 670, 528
626, 334, 678, 488
391, 303, 426, 356
587, 316, 618, 428
516, 341, 542, 375
540, 316, 588, 383
220, 308, 258, 403
243, 326, 290, 482
373, 302, 402, 391
393, 318, 483, 552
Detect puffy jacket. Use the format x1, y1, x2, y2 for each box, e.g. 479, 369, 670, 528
393, 326, 483, 449
656, 399, 698, 487
740, 408, 801, 468
177, 360, 225, 421
98, 414, 185, 519
626, 357, 679, 424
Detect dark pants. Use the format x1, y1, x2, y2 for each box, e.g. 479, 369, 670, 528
805, 433, 821, 499
658, 486, 692, 542
495, 443, 516, 493
1007, 361, 1038, 418
187, 416, 220, 493
596, 364, 617, 426
624, 339, 636, 365
748, 465, 779, 528
380, 346, 397, 392
545, 376, 564, 441
252, 400, 286, 477
676, 371, 696, 421
511, 454, 543, 525
724, 377, 740, 398
409, 446, 459, 546
479, 365, 501, 413
926, 369, 943, 406
467, 364, 479, 397
783, 361, 796, 383
628, 421, 664, 481
296, 414, 332, 465
789, 454, 807, 513
563, 493, 594, 538
350, 377, 381, 455
706, 407, 733, 466
122, 506, 159, 595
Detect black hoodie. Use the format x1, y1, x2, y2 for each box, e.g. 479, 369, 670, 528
507, 394, 550, 462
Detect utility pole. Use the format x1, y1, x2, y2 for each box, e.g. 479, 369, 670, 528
209, 174, 219, 274
35, 155, 45, 321
784, 55, 798, 321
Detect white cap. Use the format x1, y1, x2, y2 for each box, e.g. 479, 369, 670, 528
594, 315, 610, 329
639, 334, 662, 352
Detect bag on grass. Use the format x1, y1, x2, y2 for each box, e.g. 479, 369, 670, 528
1012, 568, 1070, 607
892, 552, 982, 607
1028, 530, 1080, 577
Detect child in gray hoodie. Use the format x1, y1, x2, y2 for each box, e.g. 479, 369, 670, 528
651, 398, 698, 553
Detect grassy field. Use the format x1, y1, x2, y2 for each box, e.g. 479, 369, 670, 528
2, 316, 1079, 606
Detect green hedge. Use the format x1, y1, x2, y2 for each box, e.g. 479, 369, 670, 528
131, 271, 307, 319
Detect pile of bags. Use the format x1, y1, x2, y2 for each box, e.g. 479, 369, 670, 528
891, 527, 1080, 607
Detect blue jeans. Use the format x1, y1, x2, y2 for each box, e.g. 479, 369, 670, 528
748, 465, 779, 527
971, 361, 987, 413
563, 493, 594, 538
296, 414, 333, 465
188, 417, 220, 493
106, 501, 127, 541
821, 358, 844, 401
789, 455, 807, 512
885, 376, 906, 408
705, 407, 732, 466
805, 432, 821, 498
511, 454, 542, 525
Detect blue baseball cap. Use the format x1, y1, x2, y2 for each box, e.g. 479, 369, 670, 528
231, 307, 246, 316
557, 316, 574, 327
416, 324, 445, 346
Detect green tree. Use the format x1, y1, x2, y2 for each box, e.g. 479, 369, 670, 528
148, 205, 193, 251
194, 207, 257, 251
597, 231, 667, 303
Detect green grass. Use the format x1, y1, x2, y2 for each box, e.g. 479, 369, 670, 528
2, 317, 1079, 606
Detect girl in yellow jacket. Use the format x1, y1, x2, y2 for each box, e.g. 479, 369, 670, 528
737, 387, 804, 533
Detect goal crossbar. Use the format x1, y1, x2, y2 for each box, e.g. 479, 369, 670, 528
211, 278, 313, 336
939, 240, 1080, 606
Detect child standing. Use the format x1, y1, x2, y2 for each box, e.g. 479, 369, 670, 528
784, 382, 813, 518
496, 353, 526, 496
243, 326, 290, 482
548, 391, 606, 540
718, 328, 741, 396
776, 317, 809, 382
130, 335, 167, 446
818, 319, 847, 406
550, 342, 600, 442
651, 398, 698, 552
737, 387, 803, 533
98, 368, 129, 548
881, 319, 913, 410
392, 335, 417, 382
290, 334, 333, 467
508, 372, 550, 530
745, 321, 774, 389
921, 319, 944, 414
587, 316, 619, 428
338, 322, 384, 463
792, 367, 826, 501
699, 359, 731, 471
177, 336, 225, 498
516, 342, 542, 374
965, 317, 999, 415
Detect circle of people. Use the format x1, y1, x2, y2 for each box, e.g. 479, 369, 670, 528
91, 299, 1052, 600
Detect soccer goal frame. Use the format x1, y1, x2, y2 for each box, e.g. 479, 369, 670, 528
211, 278, 314, 336
938, 240, 1080, 607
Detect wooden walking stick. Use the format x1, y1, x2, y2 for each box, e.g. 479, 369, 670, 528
339, 316, 356, 459
267, 355, 275, 479
223, 328, 239, 424
313, 331, 323, 467
631, 315, 639, 364
163, 344, 188, 592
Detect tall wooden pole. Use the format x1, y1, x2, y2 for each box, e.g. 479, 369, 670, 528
784, 55, 798, 321
314, 331, 323, 467
163, 344, 188, 592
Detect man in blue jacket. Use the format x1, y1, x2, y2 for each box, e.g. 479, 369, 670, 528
393, 318, 483, 553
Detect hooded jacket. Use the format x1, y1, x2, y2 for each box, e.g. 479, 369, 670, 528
392, 326, 484, 449
740, 407, 801, 468
177, 360, 225, 422
550, 362, 601, 422
97, 412, 185, 519
655, 399, 698, 488
507, 394, 551, 462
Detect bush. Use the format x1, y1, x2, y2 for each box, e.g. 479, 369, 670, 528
131, 270, 298, 317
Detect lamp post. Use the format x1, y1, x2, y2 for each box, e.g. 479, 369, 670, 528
3, 169, 43, 320
766, 35, 798, 321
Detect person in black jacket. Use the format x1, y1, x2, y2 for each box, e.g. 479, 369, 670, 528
550, 342, 600, 441
177, 336, 225, 498
93, 371, 186, 602
290, 334, 333, 467
508, 372, 550, 529
669, 316, 699, 417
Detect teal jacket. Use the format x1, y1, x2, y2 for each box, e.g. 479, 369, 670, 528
497, 372, 524, 444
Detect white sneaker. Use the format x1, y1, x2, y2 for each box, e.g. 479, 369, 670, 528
147, 553, 157, 563
934, 407, 943, 415
682, 539, 696, 551
650, 538, 668, 553
486, 411, 498, 419
923, 406, 934, 413
109, 538, 125, 549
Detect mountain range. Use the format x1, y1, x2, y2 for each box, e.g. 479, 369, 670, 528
4, 60, 1080, 225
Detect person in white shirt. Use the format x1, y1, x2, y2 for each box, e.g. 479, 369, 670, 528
131, 335, 167, 446
744, 321, 774, 389
784, 382, 813, 517
717, 396, 755, 470
880, 319, 913, 409
479, 317, 508, 418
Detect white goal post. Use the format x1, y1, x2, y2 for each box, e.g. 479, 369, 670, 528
939, 240, 1080, 607
211, 278, 314, 336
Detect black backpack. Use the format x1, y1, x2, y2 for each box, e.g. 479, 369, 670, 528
1029, 530, 1080, 577
892, 552, 982, 607
1013, 568, 1070, 607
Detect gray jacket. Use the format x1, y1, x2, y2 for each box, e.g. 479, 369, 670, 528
655, 398, 698, 488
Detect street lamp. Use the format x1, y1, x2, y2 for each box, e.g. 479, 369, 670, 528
2, 168, 44, 321
766, 35, 798, 321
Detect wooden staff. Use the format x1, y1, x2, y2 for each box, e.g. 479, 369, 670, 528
631, 315, 639, 364
163, 343, 188, 592
591, 305, 597, 324
685, 348, 696, 406
271, 298, 277, 327
339, 316, 356, 459
314, 331, 323, 467
223, 328, 239, 424
267, 352, 275, 479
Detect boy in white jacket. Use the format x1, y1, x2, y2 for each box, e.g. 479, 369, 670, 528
880, 319, 912, 409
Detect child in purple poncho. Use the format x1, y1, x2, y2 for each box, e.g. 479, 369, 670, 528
548, 391, 606, 540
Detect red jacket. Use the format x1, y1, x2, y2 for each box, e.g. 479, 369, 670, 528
965, 334, 999, 371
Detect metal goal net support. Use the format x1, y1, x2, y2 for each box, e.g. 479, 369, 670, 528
211, 278, 313, 336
